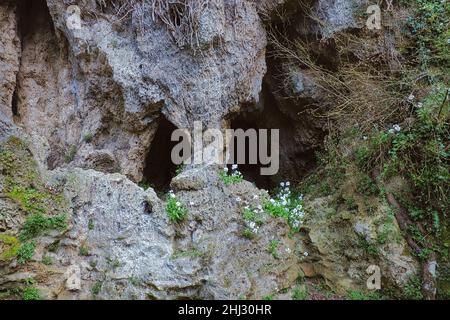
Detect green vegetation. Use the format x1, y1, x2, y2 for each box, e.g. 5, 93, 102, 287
263, 294, 275, 300
218, 166, 243, 185
64, 145, 77, 163
17, 242, 36, 265
7, 187, 47, 215
0, 234, 20, 260
175, 164, 185, 175
0, 137, 68, 266
88, 218, 95, 230
106, 256, 121, 270
292, 287, 308, 300
91, 281, 103, 296
358, 235, 379, 256
405, 0, 450, 69
404, 275, 424, 300
42, 255, 53, 265
264, 184, 305, 232
242, 229, 256, 240
268, 240, 280, 259
83, 133, 93, 143
23, 286, 41, 300
19, 213, 67, 241
166, 191, 188, 222
79, 245, 90, 256
138, 181, 151, 190
356, 174, 379, 196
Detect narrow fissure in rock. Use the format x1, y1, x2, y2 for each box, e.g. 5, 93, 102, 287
142, 116, 179, 192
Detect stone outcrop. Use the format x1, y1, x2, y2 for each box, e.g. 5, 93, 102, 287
0, 0, 425, 300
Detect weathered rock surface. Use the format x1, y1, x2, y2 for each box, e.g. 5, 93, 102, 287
302, 196, 419, 295
1, 0, 425, 300
0, 0, 270, 183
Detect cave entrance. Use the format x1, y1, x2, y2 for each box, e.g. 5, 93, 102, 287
228, 80, 325, 191
17, 0, 54, 39
142, 117, 179, 193
228, 105, 276, 190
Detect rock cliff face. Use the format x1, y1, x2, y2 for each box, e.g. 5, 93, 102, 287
1, 0, 423, 300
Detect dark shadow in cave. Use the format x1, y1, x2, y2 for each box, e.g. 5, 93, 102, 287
228, 106, 275, 191
11, 87, 19, 117
17, 0, 55, 39
142, 117, 179, 193
228, 80, 324, 191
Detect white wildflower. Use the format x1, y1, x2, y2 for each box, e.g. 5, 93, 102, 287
176, 202, 181, 207
232, 164, 238, 170
223, 167, 229, 172
303, 252, 309, 257
408, 94, 415, 102
236, 197, 241, 202
393, 124, 401, 132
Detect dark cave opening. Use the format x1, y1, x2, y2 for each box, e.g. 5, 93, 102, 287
16, 0, 54, 39
11, 87, 19, 117
142, 117, 179, 193
228, 103, 276, 191
228, 79, 325, 191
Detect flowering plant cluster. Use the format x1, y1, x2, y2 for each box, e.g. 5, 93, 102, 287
219, 164, 243, 185
166, 190, 188, 222
264, 182, 305, 231
242, 206, 265, 238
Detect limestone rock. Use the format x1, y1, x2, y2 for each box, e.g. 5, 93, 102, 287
304, 196, 419, 294
65, 265, 81, 291
170, 168, 208, 191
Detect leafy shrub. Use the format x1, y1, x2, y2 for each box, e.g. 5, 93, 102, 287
166, 190, 188, 222
268, 240, 280, 259
64, 145, 77, 163
19, 213, 67, 241
7, 186, 47, 215
404, 275, 424, 300
219, 165, 243, 185
79, 245, 90, 256
292, 287, 308, 300
383, 87, 449, 214
23, 287, 41, 300
91, 281, 103, 296
264, 182, 305, 231
17, 242, 36, 265
356, 174, 379, 196
405, 0, 450, 68
83, 133, 93, 143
